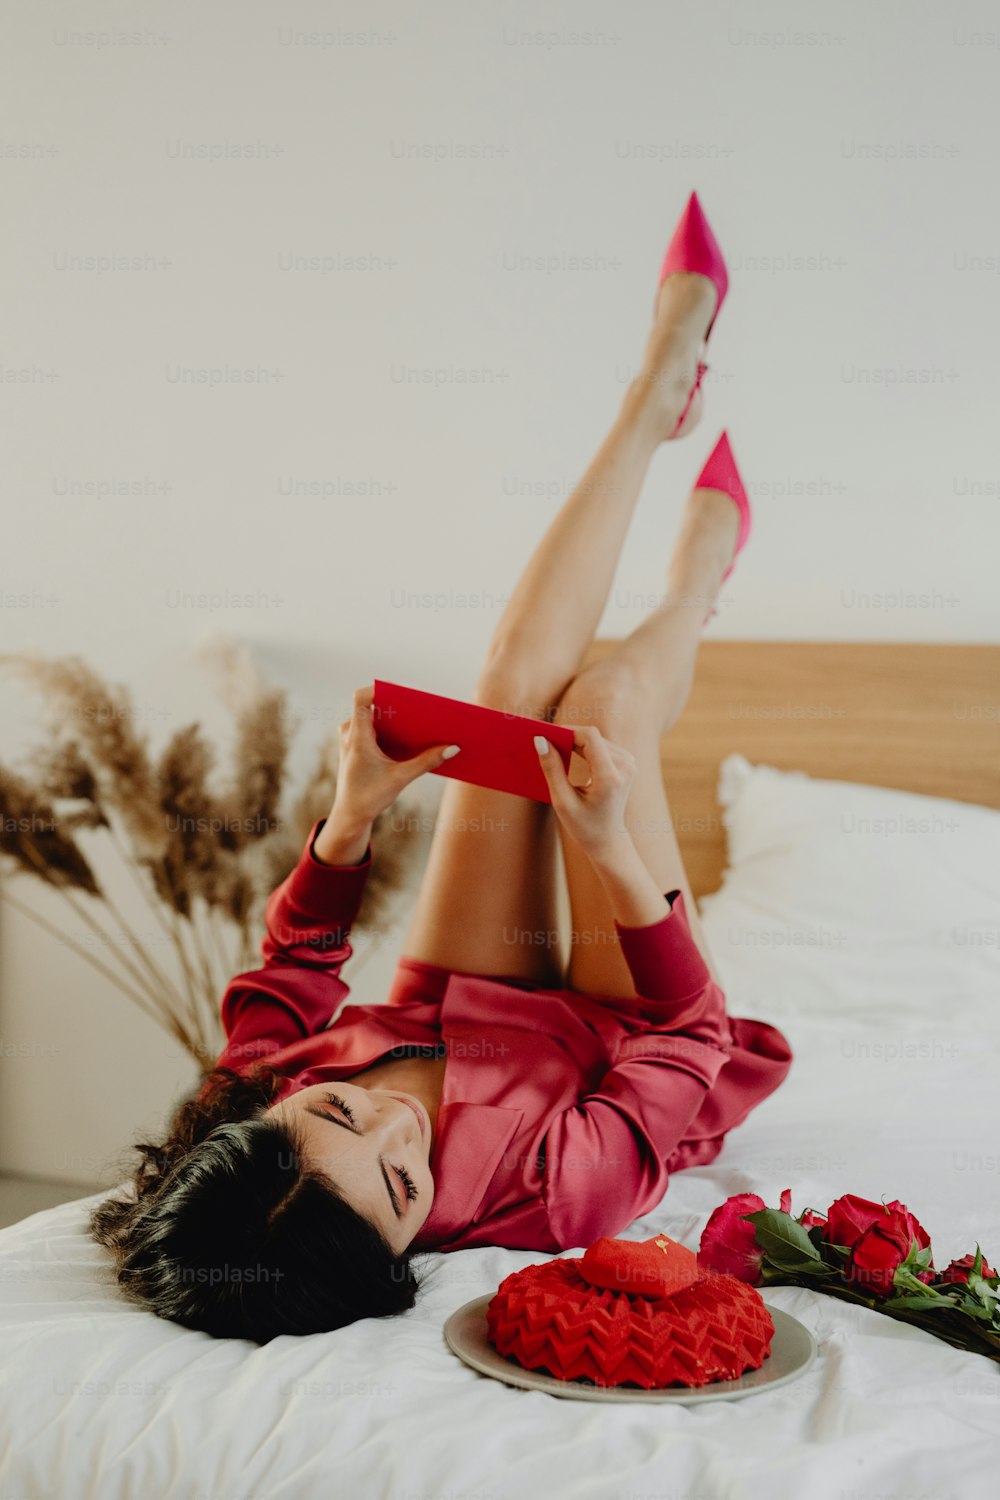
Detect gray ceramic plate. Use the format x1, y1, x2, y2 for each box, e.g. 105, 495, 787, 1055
444, 1293, 817, 1404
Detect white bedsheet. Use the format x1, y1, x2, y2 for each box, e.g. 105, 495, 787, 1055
2, 936, 999, 1499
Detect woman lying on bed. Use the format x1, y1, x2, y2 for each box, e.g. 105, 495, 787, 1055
90, 194, 793, 1344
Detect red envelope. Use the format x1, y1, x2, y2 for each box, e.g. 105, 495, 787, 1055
372, 680, 575, 804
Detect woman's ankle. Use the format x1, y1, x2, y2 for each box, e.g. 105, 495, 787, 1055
619, 376, 686, 450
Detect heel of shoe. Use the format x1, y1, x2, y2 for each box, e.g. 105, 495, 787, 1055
668, 360, 709, 440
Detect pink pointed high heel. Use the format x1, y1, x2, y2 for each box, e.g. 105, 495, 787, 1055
693, 431, 751, 621
655, 192, 729, 439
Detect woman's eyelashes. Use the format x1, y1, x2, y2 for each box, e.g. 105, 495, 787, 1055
324, 1090, 357, 1126
323, 1091, 419, 1205
394, 1163, 419, 1203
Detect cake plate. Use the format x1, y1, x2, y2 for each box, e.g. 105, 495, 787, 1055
443, 1293, 817, 1404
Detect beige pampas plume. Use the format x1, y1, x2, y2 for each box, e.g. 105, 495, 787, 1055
152, 723, 225, 917
35, 740, 109, 832
194, 636, 293, 852
0, 765, 99, 894
227, 686, 290, 846
193, 635, 266, 717
289, 728, 340, 845
0, 653, 168, 858
0, 642, 423, 1062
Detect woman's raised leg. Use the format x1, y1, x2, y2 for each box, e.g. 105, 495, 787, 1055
476, 273, 717, 713
549, 480, 741, 996
398, 275, 719, 982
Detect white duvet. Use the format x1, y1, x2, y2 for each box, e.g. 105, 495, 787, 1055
2, 760, 999, 1499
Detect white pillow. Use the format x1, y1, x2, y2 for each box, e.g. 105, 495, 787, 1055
697, 755, 1000, 1019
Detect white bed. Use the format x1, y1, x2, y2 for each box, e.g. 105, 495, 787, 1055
2, 738, 999, 1499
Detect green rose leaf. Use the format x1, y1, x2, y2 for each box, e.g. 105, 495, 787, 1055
910, 1245, 934, 1274
882, 1293, 953, 1313
743, 1208, 824, 1269
761, 1259, 838, 1281
935, 1284, 995, 1322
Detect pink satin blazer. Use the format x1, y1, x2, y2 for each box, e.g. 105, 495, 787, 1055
210, 820, 793, 1254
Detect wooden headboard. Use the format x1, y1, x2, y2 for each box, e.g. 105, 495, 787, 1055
583, 641, 1000, 900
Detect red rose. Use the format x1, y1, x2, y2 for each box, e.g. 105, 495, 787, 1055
697, 1193, 766, 1285
845, 1205, 934, 1297
941, 1252, 997, 1284
824, 1195, 929, 1251
824, 1194, 894, 1247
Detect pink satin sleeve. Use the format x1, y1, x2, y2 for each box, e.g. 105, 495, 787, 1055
212, 818, 371, 1072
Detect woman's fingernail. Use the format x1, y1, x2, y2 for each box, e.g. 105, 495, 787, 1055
534, 735, 550, 755
442, 745, 461, 760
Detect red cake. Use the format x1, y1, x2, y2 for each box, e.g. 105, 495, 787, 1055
486, 1232, 774, 1389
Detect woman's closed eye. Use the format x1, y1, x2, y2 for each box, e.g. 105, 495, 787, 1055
322, 1091, 419, 1209
324, 1091, 358, 1127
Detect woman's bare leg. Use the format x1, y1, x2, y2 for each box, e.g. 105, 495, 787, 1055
477, 274, 717, 715
550, 483, 740, 996
399, 275, 719, 981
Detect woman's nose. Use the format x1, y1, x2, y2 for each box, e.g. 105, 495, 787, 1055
374, 1094, 420, 1141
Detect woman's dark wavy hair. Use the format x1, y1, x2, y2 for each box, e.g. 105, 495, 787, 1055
88, 1065, 423, 1343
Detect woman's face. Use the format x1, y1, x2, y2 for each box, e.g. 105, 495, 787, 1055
266, 1082, 435, 1253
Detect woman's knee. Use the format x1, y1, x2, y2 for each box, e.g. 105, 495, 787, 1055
550, 659, 651, 742
474, 655, 556, 722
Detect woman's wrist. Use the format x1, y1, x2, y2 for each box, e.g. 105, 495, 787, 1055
589, 835, 671, 929
312, 806, 373, 867
584, 826, 638, 878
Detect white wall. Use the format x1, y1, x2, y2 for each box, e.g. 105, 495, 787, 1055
2, 0, 999, 1184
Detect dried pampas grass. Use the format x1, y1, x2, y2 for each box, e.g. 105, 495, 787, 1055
0, 654, 168, 857
0, 765, 99, 895
0, 651, 423, 1068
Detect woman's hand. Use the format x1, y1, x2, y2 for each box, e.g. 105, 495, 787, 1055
315, 685, 459, 865
535, 725, 671, 928
533, 725, 635, 859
